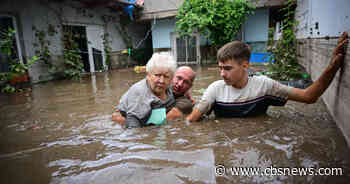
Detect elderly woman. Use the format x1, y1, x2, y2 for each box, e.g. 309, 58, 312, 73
113, 53, 177, 128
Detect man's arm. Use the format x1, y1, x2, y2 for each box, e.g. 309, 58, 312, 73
166, 107, 184, 120
114, 106, 184, 122
186, 108, 204, 121
288, 32, 348, 103
167, 95, 195, 120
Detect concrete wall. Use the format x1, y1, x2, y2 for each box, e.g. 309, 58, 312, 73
152, 18, 175, 49
297, 37, 350, 146
151, 18, 209, 49
139, 0, 182, 20
243, 8, 270, 53
1, 0, 146, 82
295, 0, 350, 145
296, 0, 350, 39
139, 0, 285, 20
243, 8, 270, 42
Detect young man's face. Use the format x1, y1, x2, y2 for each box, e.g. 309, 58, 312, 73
218, 59, 248, 88
172, 68, 194, 96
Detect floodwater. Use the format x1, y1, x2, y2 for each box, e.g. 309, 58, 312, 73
0, 66, 350, 184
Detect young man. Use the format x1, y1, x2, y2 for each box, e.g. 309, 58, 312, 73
112, 66, 196, 125
187, 32, 348, 121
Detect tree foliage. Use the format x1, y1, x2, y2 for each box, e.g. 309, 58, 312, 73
176, 0, 255, 46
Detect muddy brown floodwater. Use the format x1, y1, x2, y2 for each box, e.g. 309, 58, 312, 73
1, 66, 350, 184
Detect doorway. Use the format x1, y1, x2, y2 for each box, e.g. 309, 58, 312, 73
62, 25, 90, 72
62, 24, 105, 73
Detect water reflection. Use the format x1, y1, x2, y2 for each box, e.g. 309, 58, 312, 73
0, 67, 350, 184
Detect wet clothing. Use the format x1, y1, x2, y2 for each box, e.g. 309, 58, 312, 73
195, 75, 292, 117
174, 94, 193, 114
117, 79, 175, 128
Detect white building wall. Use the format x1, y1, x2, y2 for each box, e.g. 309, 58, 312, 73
243, 8, 270, 43
296, 0, 350, 38
152, 18, 175, 49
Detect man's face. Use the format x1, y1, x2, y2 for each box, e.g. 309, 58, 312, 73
172, 68, 194, 96
218, 59, 248, 88
147, 67, 173, 96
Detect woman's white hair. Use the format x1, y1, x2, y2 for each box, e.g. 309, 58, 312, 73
146, 53, 177, 74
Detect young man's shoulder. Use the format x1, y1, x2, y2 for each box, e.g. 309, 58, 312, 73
208, 80, 226, 88
250, 75, 274, 82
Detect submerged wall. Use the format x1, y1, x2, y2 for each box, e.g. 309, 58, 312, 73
295, 0, 350, 146
297, 36, 350, 146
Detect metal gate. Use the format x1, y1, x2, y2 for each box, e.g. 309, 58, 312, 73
172, 33, 200, 65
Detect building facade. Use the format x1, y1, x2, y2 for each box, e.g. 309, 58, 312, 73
0, 0, 147, 83
139, 0, 285, 64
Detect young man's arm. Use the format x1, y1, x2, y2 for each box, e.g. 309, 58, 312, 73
186, 98, 213, 121
288, 32, 348, 103
186, 82, 217, 122
186, 108, 204, 121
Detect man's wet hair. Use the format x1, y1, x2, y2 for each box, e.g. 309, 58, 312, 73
217, 41, 251, 64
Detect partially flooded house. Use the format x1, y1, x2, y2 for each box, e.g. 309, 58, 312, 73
138, 0, 287, 64
1, 0, 287, 82
2, 0, 350, 146
0, 0, 148, 83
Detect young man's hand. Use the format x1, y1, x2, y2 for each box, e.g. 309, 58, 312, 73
331, 32, 348, 68
288, 31, 349, 104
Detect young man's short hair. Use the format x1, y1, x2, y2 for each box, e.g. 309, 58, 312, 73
217, 41, 251, 64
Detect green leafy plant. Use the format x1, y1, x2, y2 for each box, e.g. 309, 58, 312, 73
62, 28, 84, 80
266, 0, 303, 81
0, 28, 16, 56
63, 49, 84, 80
1, 84, 16, 93
103, 33, 112, 69
0, 28, 38, 93
176, 0, 255, 47
32, 26, 52, 67
9, 55, 38, 75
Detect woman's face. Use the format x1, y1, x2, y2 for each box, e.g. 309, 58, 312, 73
146, 67, 173, 97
